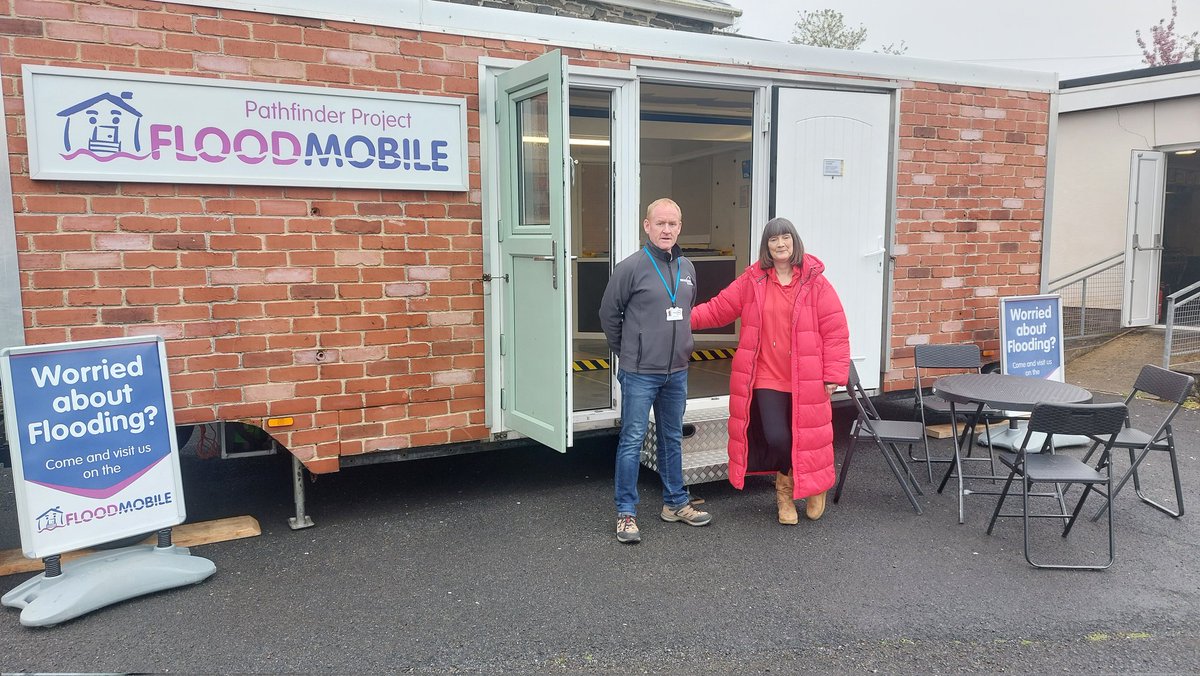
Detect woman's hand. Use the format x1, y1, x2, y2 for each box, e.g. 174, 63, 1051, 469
825, 383, 837, 397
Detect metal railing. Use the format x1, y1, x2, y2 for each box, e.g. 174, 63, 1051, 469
1046, 252, 1125, 343
1163, 279, 1200, 370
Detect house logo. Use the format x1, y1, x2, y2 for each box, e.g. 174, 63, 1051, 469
56, 91, 147, 160
35, 506, 65, 533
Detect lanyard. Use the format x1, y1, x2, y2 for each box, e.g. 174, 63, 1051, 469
644, 245, 681, 306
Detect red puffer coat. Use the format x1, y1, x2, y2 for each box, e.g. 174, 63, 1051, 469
691, 254, 850, 498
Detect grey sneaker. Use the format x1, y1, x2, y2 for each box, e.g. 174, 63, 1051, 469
616, 514, 641, 543
660, 502, 712, 526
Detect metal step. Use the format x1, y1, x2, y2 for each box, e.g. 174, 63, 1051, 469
641, 407, 729, 485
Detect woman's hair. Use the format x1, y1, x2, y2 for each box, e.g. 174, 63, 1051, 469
757, 217, 805, 270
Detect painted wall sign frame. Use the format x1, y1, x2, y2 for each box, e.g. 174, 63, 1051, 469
22, 65, 469, 192
1, 335, 185, 559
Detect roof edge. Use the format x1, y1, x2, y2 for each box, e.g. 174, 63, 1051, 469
593, 0, 741, 27
162, 0, 1059, 92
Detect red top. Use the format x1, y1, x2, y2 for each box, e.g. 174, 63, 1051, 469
754, 266, 801, 392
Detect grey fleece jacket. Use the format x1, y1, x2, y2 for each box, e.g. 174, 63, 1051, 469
599, 244, 697, 375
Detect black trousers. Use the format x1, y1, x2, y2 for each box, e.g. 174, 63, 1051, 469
748, 388, 792, 473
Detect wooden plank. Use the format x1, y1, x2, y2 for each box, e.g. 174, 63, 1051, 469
924, 421, 1010, 439
0, 515, 260, 577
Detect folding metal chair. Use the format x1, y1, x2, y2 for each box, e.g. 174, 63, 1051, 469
913, 343, 1006, 482
1084, 364, 1193, 520
834, 362, 924, 514
986, 402, 1126, 570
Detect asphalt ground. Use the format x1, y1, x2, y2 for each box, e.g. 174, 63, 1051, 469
1, 393, 1199, 673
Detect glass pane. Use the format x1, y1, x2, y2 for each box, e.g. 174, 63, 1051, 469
518, 93, 551, 226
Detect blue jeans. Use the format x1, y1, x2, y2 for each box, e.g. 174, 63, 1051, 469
615, 368, 689, 516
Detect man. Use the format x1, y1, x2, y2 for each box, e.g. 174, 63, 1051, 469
599, 198, 712, 544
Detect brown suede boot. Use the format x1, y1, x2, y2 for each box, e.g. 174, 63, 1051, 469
806, 490, 827, 521
775, 472, 798, 525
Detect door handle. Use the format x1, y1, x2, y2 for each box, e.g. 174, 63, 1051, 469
513, 239, 558, 289
1132, 234, 1163, 251
525, 240, 556, 288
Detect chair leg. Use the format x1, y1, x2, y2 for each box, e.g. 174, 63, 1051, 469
833, 431, 859, 504
986, 466, 1019, 535
1132, 444, 1186, 518
936, 412, 969, 492
1092, 443, 1185, 520
878, 441, 922, 514
895, 443, 925, 497
1030, 479, 1114, 570
1062, 484, 1094, 537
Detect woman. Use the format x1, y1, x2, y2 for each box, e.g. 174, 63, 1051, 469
692, 218, 850, 524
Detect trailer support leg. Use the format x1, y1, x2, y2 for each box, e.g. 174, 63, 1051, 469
288, 454, 315, 530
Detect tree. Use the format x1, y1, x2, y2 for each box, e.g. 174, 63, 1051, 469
790, 9, 867, 50
877, 40, 909, 56
1137, 0, 1199, 67
790, 8, 907, 55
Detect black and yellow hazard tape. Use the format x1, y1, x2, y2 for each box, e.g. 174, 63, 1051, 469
689, 347, 737, 362
571, 347, 736, 372
572, 358, 611, 372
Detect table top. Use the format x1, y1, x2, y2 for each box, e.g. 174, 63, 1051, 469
933, 373, 1093, 411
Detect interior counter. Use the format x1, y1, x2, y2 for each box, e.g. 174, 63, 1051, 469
575, 255, 738, 335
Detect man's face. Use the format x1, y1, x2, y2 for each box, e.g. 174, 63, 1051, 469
643, 203, 682, 252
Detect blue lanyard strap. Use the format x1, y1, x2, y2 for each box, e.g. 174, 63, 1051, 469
644, 245, 681, 306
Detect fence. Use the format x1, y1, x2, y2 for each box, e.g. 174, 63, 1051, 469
1047, 252, 1125, 344
1163, 280, 1200, 370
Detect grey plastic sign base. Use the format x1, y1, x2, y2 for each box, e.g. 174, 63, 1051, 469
1, 544, 215, 627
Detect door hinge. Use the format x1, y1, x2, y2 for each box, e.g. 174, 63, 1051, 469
482, 273, 508, 282
499, 387, 505, 409
499, 334, 505, 356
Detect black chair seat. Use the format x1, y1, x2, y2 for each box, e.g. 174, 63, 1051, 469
867, 419, 924, 444
1109, 427, 1156, 449
1024, 454, 1106, 484
923, 395, 1005, 419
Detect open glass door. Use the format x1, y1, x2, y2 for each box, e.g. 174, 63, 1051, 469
1124, 150, 1166, 327
496, 50, 572, 451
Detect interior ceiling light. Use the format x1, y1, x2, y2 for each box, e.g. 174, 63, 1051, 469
1175, 149, 1197, 155
522, 136, 610, 147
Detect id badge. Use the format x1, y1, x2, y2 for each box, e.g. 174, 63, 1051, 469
666, 306, 683, 321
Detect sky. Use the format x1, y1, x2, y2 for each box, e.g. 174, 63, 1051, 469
729, 0, 1198, 80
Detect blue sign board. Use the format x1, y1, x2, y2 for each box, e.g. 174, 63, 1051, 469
999, 294, 1065, 380
1, 336, 185, 558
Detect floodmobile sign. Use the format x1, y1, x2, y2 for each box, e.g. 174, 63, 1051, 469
1, 336, 185, 559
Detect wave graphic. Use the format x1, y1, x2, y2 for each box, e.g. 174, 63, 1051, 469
28, 455, 165, 499
61, 149, 153, 162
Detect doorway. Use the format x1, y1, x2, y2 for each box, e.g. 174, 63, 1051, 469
639, 82, 755, 399
1159, 148, 1200, 320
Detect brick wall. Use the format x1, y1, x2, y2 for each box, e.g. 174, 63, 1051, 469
889, 82, 1049, 390
0, 2, 1047, 468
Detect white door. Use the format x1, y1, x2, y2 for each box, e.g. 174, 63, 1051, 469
495, 51, 573, 451
772, 88, 891, 389
1123, 150, 1166, 327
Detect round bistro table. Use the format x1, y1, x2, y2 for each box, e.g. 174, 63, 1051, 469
933, 373, 1093, 523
